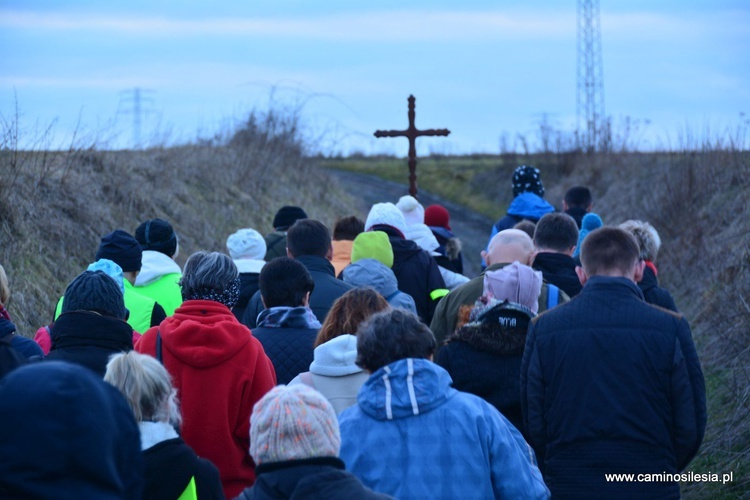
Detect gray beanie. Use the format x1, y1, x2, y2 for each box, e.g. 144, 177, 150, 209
62, 271, 127, 319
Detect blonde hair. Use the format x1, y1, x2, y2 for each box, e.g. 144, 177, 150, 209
0, 264, 10, 306
618, 220, 662, 262
104, 351, 181, 426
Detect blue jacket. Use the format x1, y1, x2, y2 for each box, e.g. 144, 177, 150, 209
484, 193, 555, 266
0, 362, 143, 499
341, 258, 418, 315
339, 358, 549, 499
521, 277, 706, 499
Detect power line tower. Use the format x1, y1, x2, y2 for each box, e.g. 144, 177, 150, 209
116, 88, 155, 149
576, 0, 605, 152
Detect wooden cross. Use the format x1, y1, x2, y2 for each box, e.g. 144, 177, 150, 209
374, 95, 450, 198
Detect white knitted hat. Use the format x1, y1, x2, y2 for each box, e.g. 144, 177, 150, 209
364, 202, 408, 238
226, 228, 267, 261
250, 385, 340, 465
396, 195, 425, 227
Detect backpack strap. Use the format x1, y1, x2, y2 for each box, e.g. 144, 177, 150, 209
156, 329, 163, 364
547, 284, 559, 310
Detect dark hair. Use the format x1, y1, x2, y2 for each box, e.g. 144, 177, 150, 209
513, 220, 536, 240
332, 216, 365, 241
286, 219, 331, 258
259, 257, 315, 308
533, 213, 579, 252
355, 309, 437, 372
580, 227, 640, 276
315, 288, 389, 348
564, 186, 592, 208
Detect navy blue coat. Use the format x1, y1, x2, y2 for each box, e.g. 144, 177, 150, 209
521, 277, 705, 499
532, 252, 582, 298
638, 265, 678, 312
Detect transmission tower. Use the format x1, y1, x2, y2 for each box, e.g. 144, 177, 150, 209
576, 0, 605, 152
116, 88, 155, 149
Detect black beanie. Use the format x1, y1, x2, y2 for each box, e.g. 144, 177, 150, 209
512, 165, 545, 198
62, 271, 127, 319
272, 206, 308, 231
95, 230, 142, 272
135, 219, 177, 257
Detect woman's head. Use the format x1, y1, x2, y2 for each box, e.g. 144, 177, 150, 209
179, 251, 240, 308
104, 351, 180, 426
315, 287, 389, 348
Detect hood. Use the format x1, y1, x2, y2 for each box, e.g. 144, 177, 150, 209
341, 259, 399, 297
159, 300, 252, 369
135, 250, 182, 286
506, 192, 555, 220
310, 334, 363, 376
357, 358, 456, 421
405, 223, 439, 253
234, 258, 265, 274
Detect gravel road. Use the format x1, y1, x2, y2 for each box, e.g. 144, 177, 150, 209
328, 169, 495, 279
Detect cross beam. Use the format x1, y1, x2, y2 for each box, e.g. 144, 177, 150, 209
374, 95, 450, 197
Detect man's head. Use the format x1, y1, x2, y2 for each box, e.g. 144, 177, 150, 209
618, 220, 662, 263
286, 219, 333, 260
533, 213, 579, 256
259, 257, 315, 308
577, 227, 644, 285
482, 229, 535, 267
512, 165, 544, 198
332, 215, 365, 241
272, 206, 308, 231
135, 218, 178, 259
95, 230, 142, 285
355, 308, 437, 373
563, 186, 593, 211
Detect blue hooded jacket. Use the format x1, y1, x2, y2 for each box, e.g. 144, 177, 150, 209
341, 259, 418, 315
484, 193, 555, 266
339, 358, 549, 499
0, 362, 143, 499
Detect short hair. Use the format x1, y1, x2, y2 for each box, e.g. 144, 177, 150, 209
533, 213, 579, 252
259, 257, 315, 308
355, 309, 437, 373
580, 227, 640, 277
564, 186, 592, 208
618, 220, 662, 262
315, 288, 389, 348
332, 216, 365, 241
286, 219, 331, 258
0, 264, 10, 306
179, 251, 238, 299
513, 220, 536, 240
104, 351, 181, 426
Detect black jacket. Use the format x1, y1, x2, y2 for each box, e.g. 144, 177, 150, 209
371, 225, 446, 324
638, 265, 678, 312
532, 252, 582, 297
232, 272, 260, 322
521, 277, 706, 499
437, 321, 528, 437
143, 437, 224, 500
242, 256, 353, 328
234, 457, 392, 500
46, 311, 133, 378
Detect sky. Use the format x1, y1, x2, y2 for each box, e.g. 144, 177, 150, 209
1, 1, 748, 155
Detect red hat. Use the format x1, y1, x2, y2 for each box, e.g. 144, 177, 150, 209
424, 204, 451, 231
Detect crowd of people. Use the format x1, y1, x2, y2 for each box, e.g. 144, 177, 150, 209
0, 165, 706, 499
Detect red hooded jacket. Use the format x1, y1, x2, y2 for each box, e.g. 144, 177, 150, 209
136, 300, 276, 499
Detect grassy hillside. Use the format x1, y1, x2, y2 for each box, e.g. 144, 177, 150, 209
323, 147, 750, 498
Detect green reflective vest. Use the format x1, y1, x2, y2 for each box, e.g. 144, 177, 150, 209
133, 272, 183, 316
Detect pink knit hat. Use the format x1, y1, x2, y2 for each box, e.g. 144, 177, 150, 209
483, 261, 543, 314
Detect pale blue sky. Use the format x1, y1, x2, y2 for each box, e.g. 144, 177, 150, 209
1, 1, 748, 154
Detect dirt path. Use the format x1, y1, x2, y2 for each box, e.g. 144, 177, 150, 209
329, 169, 495, 278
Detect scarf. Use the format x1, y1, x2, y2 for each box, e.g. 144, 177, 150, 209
182, 277, 241, 309
257, 306, 322, 329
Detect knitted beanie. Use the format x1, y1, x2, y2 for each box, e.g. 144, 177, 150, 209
396, 195, 425, 227
351, 231, 394, 268
364, 203, 408, 239
272, 206, 308, 231
512, 165, 544, 198
573, 213, 603, 258
226, 228, 267, 261
95, 230, 142, 273
483, 261, 543, 314
62, 270, 127, 319
250, 385, 340, 465
135, 219, 178, 258
424, 204, 451, 231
